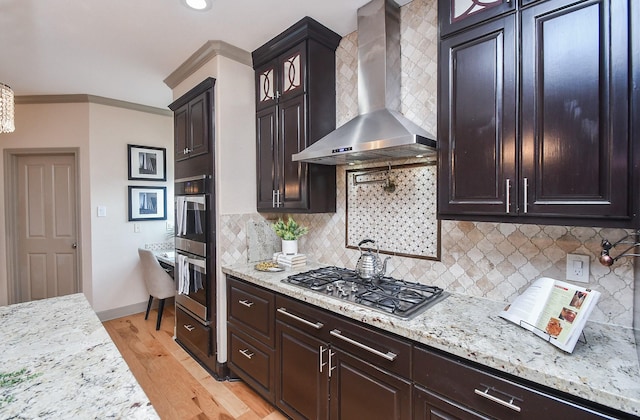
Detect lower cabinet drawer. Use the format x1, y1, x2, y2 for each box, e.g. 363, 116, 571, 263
176, 307, 211, 359
413, 346, 615, 419
228, 325, 275, 403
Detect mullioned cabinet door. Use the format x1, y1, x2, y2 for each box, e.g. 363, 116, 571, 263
438, 0, 515, 37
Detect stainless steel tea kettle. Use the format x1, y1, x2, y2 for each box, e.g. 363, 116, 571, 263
355, 239, 391, 280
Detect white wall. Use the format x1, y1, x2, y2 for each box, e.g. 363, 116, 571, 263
88, 103, 173, 314
0, 100, 173, 317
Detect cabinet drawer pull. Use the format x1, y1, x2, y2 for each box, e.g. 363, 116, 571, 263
505, 178, 511, 213
183, 324, 195, 332
277, 308, 324, 329
239, 299, 254, 308
328, 349, 336, 377
329, 329, 397, 361
319, 346, 327, 373
523, 177, 529, 213
239, 348, 254, 359
474, 386, 521, 412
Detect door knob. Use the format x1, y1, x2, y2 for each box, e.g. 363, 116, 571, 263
72, 243, 78, 249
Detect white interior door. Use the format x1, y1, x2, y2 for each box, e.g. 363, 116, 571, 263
15, 153, 79, 302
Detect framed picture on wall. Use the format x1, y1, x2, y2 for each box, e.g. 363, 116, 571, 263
127, 144, 166, 181
128, 186, 167, 221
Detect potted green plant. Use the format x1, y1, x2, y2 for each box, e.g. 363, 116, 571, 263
271, 216, 308, 255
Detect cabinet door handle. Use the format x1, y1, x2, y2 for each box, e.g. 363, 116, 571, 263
183, 324, 195, 332
239, 299, 254, 308
523, 177, 529, 213
272, 190, 276, 207
505, 178, 511, 213
329, 329, 397, 361
276, 189, 281, 207
239, 348, 254, 360
474, 386, 521, 412
277, 307, 324, 329
328, 349, 336, 377
319, 345, 327, 373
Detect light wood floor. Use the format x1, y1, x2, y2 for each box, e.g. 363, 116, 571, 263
103, 304, 287, 420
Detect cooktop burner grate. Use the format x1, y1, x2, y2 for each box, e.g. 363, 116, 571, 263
283, 266, 446, 319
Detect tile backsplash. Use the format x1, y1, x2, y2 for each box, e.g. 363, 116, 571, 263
219, 0, 636, 329
346, 162, 438, 259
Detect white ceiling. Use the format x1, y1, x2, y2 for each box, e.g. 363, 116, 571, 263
0, 0, 411, 109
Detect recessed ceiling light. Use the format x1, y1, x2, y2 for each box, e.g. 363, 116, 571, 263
183, 0, 211, 11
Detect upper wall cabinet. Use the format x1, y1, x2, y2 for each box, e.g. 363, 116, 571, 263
169, 78, 215, 179
438, 0, 639, 228
253, 17, 341, 213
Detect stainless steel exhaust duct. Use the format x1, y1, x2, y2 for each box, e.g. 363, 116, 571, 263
292, 0, 436, 165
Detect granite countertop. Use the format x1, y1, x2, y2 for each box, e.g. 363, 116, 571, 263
223, 262, 640, 417
0, 293, 158, 419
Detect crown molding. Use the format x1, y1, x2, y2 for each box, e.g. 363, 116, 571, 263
163, 40, 252, 89
15, 94, 172, 116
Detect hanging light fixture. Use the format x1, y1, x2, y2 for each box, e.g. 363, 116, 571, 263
0, 83, 15, 133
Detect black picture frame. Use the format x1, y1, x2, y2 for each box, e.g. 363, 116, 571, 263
127, 144, 166, 181
128, 186, 167, 221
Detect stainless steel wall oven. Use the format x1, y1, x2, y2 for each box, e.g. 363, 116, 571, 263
174, 175, 214, 361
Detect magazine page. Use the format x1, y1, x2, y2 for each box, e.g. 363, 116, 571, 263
499, 277, 556, 327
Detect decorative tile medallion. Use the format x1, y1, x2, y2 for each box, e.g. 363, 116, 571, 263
346, 163, 438, 259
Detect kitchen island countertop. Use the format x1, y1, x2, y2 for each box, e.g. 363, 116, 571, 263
0, 293, 158, 419
223, 262, 640, 417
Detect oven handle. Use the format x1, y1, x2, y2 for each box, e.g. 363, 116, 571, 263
175, 252, 207, 274
176, 195, 207, 206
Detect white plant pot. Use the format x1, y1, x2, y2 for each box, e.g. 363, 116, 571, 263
281, 239, 298, 255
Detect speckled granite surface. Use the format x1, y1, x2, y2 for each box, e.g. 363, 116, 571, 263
223, 262, 640, 417
0, 293, 158, 419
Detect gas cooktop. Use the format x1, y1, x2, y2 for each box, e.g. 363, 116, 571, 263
282, 266, 447, 320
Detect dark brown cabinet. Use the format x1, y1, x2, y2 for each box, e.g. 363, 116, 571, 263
437, 14, 516, 217
275, 294, 412, 420
276, 300, 330, 420
226, 275, 632, 419
413, 345, 618, 419
171, 84, 211, 161
169, 78, 214, 179
227, 277, 276, 402
252, 17, 340, 213
438, 0, 638, 227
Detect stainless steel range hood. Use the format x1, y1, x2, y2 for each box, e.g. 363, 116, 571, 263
292, 0, 436, 165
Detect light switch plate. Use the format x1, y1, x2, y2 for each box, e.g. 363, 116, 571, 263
566, 254, 590, 283
97, 206, 107, 217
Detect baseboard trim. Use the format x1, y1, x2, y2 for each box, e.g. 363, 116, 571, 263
97, 297, 175, 322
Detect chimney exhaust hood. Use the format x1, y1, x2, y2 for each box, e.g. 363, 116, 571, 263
292, 0, 436, 165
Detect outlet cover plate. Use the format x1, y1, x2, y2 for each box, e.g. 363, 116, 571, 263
566, 254, 590, 283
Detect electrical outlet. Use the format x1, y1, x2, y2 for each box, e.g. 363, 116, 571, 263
134, 223, 141, 233
566, 254, 590, 283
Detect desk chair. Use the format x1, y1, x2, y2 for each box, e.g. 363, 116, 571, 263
138, 248, 175, 330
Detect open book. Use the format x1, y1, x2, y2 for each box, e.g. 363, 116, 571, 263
499, 277, 600, 353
